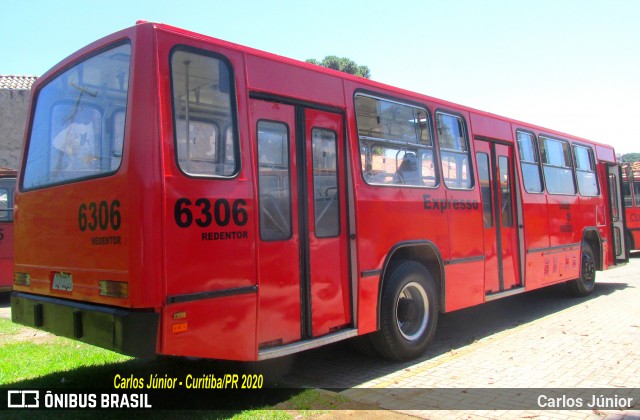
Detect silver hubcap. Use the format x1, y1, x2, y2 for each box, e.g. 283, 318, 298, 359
395, 281, 429, 341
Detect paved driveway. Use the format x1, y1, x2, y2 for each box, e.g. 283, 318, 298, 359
281, 254, 640, 418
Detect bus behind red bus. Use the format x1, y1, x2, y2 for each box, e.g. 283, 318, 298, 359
11, 22, 628, 361
622, 162, 640, 251
0, 168, 17, 293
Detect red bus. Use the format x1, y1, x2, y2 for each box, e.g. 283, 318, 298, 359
0, 168, 17, 293
622, 162, 640, 251
11, 22, 628, 361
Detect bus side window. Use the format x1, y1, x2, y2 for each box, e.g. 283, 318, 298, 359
609, 173, 620, 221
257, 121, 292, 241
111, 110, 125, 170
0, 187, 8, 221
622, 181, 632, 207
171, 49, 238, 177
539, 136, 576, 195
312, 128, 340, 238
498, 156, 513, 227
573, 145, 599, 197
0, 178, 14, 222
436, 112, 472, 189
354, 94, 436, 187
516, 131, 543, 193
476, 152, 493, 227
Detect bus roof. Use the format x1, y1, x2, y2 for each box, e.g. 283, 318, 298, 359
32, 21, 618, 161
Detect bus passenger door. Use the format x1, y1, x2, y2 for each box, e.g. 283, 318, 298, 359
476, 140, 522, 295
303, 108, 350, 338
251, 100, 351, 349
607, 164, 628, 264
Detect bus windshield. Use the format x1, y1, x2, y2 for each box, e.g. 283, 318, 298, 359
22, 43, 131, 190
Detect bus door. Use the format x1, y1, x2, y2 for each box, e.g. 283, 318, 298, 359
607, 164, 628, 264
475, 140, 522, 295
251, 99, 351, 348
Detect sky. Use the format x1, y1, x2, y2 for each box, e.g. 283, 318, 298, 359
2, 0, 639, 154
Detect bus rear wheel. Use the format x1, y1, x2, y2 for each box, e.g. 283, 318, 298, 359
371, 260, 438, 361
567, 242, 596, 297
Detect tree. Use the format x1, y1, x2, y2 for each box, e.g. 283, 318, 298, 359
621, 153, 640, 163
306, 55, 371, 79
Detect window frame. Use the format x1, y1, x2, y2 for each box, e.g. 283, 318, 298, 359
515, 130, 544, 194
498, 155, 514, 227
539, 135, 577, 196
476, 152, 493, 228
435, 109, 474, 190
354, 91, 438, 189
169, 45, 240, 179
634, 180, 640, 207
572, 143, 600, 197
311, 127, 341, 238
0, 177, 16, 222
256, 119, 293, 241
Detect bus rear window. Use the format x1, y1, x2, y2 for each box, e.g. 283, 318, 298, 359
22, 43, 131, 190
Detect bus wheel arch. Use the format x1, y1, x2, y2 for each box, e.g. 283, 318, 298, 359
582, 228, 603, 271
371, 259, 439, 360
378, 241, 445, 318
371, 242, 444, 361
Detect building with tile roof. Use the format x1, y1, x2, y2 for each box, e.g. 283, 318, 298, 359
0, 75, 37, 170
622, 161, 640, 181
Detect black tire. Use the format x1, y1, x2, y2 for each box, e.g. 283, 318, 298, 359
567, 242, 596, 297
370, 260, 438, 361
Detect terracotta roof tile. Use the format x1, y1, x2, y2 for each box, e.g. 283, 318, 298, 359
622, 162, 640, 180
0, 75, 38, 90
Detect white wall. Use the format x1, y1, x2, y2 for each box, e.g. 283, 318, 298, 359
0, 89, 31, 170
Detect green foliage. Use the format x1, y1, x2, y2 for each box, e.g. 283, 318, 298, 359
621, 153, 640, 163
305, 56, 371, 78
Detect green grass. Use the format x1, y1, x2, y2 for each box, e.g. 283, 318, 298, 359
0, 319, 131, 385
0, 318, 22, 335
0, 318, 379, 419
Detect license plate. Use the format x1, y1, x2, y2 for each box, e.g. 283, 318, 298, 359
52, 272, 73, 291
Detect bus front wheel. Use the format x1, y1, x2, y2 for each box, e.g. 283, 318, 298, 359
371, 260, 438, 361
567, 242, 596, 297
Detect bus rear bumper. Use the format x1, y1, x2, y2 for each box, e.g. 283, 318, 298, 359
11, 292, 159, 358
